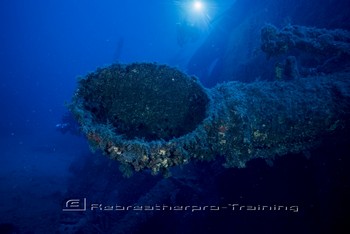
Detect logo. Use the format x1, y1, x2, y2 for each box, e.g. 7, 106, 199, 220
62, 198, 87, 211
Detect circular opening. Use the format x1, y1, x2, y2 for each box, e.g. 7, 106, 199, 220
77, 63, 209, 141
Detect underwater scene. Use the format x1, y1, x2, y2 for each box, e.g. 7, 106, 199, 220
1, 0, 350, 233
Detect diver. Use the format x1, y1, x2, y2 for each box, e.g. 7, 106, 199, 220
55, 112, 80, 135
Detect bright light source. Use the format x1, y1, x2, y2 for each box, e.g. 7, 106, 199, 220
193, 1, 203, 12
174, 0, 211, 29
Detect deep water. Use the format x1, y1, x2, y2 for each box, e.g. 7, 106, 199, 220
1, 0, 350, 233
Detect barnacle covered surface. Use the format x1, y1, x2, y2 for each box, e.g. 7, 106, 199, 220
75, 63, 209, 141
70, 63, 211, 175
70, 62, 350, 176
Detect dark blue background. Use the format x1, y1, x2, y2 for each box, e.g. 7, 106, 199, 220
0, 0, 349, 233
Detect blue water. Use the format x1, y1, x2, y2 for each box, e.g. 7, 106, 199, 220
1, 0, 349, 233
